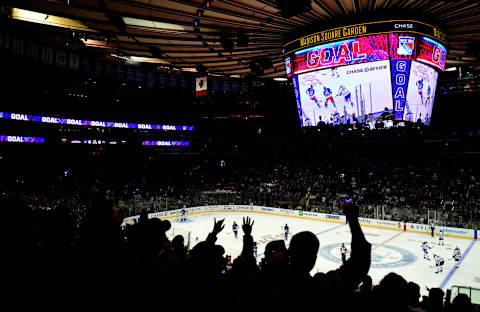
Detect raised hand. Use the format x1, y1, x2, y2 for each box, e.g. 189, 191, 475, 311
212, 217, 225, 235
341, 201, 359, 221
242, 216, 254, 236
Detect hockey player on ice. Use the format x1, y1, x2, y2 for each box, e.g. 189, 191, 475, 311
404, 100, 413, 122
421, 241, 430, 259
425, 85, 432, 106
336, 85, 353, 107
303, 117, 313, 126
323, 86, 336, 108
434, 254, 444, 273
253, 241, 258, 258
453, 247, 462, 268
331, 67, 340, 78
438, 229, 444, 246
340, 243, 349, 264
424, 113, 430, 125
300, 108, 313, 126
283, 224, 290, 240
233, 221, 239, 239
331, 111, 341, 125
306, 85, 321, 108
416, 78, 424, 104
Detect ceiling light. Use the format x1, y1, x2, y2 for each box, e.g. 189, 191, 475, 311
444, 67, 457, 72
122, 17, 186, 33
111, 54, 170, 64
10, 8, 97, 32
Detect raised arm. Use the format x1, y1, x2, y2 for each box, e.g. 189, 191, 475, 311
206, 217, 225, 245
240, 216, 255, 259
317, 201, 371, 291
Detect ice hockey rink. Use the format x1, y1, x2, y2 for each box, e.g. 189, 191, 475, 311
167, 211, 479, 298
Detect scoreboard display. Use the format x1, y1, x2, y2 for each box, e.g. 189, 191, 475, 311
283, 20, 447, 127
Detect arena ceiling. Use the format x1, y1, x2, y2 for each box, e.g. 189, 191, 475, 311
2, 0, 480, 78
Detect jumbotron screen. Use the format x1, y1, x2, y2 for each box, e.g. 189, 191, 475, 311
283, 21, 447, 127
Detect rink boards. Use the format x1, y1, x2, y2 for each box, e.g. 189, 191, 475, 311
121, 205, 478, 240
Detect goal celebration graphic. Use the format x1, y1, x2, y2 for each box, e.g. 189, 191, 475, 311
283, 20, 447, 127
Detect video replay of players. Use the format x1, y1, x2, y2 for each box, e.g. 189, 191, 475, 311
404, 61, 438, 124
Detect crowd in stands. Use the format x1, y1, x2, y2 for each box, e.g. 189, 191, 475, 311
118, 151, 480, 230
2, 134, 480, 309
3, 140, 480, 230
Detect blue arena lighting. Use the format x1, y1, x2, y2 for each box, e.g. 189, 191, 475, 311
0, 112, 194, 131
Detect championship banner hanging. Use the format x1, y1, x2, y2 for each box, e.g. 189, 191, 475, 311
196, 76, 207, 97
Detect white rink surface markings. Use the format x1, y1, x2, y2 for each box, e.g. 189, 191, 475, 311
168, 211, 479, 297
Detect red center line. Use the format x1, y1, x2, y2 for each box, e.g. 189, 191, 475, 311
372, 231, 404, 251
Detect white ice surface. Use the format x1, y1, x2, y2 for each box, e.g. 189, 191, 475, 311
167, 211, 479, 297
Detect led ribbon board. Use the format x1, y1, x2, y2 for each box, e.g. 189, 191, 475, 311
142, 141, 190, 146
0, 112, 194, 131
416, 37, 447, 72
283, 20, 447, 55
292, 76, 304, 126
0, 135, 45, 143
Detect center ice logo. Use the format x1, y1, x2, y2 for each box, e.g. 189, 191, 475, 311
319, 243, 416, 268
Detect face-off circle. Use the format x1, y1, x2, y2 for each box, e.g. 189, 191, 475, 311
319, 242, 416, 268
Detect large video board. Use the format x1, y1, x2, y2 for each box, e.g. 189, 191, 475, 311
285, 21, 447, 127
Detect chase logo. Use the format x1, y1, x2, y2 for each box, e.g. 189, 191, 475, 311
326, 215, 340, 219
397, 37, 415, 56
320, 243, 416, 268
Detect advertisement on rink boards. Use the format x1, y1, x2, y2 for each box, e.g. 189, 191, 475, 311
121, 205, 347, 226
358, 218, 403, 230
120, 206, 476, 240
406, 223, 475, 239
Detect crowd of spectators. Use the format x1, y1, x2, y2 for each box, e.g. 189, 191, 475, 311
2, 192, 477, 311
116, 151, 480, 229
2, 129, 480, 308
3, 141, 480, 230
